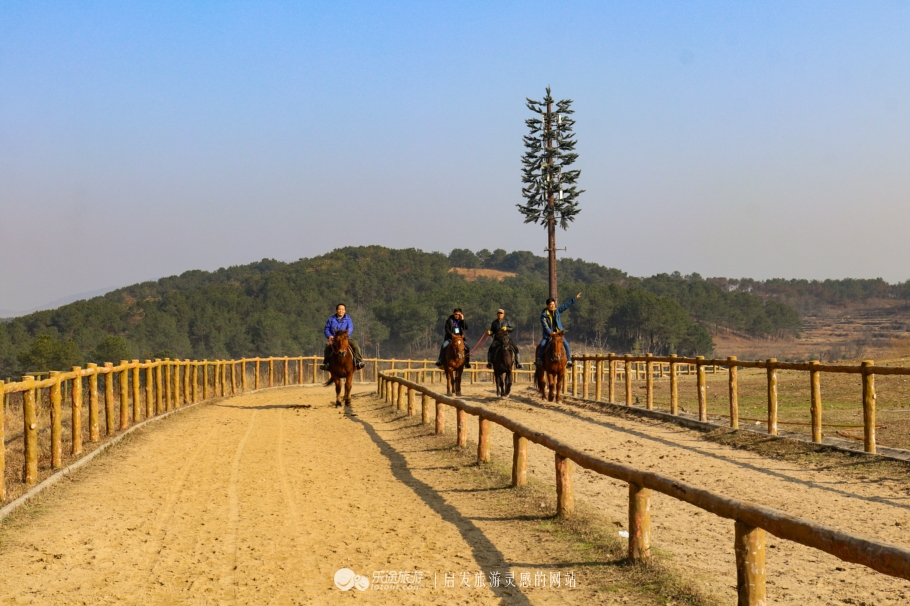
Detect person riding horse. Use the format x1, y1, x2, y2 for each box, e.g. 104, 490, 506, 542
320, 303, 365, 370
485, 309, 522, 369
536, 293, 582, 366
435, 308, 471, 369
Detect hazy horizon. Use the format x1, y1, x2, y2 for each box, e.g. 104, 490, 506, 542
2, 2, 908, 312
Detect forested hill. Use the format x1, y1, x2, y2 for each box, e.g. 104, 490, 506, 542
2, 246, 802, 376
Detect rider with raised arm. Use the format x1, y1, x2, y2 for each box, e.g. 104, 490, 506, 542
486, 309, 522, 369
435, 308, 471, 369
320, 303, 365, 370
536, 293, 582, 366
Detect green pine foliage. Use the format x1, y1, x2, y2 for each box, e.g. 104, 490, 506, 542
518, 87, 583, 229
0, 246, 813, 376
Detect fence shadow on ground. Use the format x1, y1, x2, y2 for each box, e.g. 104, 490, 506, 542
346, 399, 534, 605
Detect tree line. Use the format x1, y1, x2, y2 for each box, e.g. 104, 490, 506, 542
1, 246, 807, 376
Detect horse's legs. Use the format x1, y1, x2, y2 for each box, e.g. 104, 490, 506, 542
334, 378, 342, 406
344, 373, 352, 405
446, 369, 452, 396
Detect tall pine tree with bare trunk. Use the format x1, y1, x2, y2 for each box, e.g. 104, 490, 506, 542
518, 87, 583, 300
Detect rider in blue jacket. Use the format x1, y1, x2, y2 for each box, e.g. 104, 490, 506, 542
536, 293, 582, 366
321, 303, 365, 370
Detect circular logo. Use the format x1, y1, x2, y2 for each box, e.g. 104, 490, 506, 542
334, 568, 356, 591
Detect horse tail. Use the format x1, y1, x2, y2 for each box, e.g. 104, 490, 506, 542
323, 374, 335, 386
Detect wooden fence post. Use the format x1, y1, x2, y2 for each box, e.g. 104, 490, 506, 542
728, 357, 738, 429
144, 361, 154, 416
595, 359, 603, 402
555, 454, 574, 517
810, 361, 822, 443
628, 483, 652, 561
283, 357, 289, 386
669, 354, 678, 415
457, 409, 467, 446
268, 358, 274, 388
582, 358, 589, 399
397, 383, 405, 411
23, 378, 37, 484
132, 361, 141, 422
624, 355, 632, 405
608, 354, 615, 402
118, 361, 129, 428
191, 362, 198, 403
734, 521, 767, 606
421, 393, 430, 424
71, 367, 83, 455
571, 359, 577, 396
312, 356, 318, 384
862, 360, 876, 453
164, 359, 172, 411
0, 380, 4, 500
766, 359, 778, 436
87, 364, 99, 441
155, 360, 164, 413
645, 353, 654, 410
50, 372, 63, 468
435, 400, 444, 435
696, 356, 707, 422
374, 359, 379, 390
104, 363, 116, 434
478, 418, 491, 464
512, 434, 528, 487
407, 387, 415, 417
184, 360, 190, 402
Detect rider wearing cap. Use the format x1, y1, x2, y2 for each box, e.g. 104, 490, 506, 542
485, 309, 522, 369
536, 293, 582, 366
320, 303, 365, 370
435, 308, 471, 369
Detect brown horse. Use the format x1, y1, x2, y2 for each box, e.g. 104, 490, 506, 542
443, 334, 467, 396
535, 330, 567, 402
324, 329, 354, 407
491, 329, 514, 398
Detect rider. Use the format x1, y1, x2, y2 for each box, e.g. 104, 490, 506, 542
485, 309, 522, 369
536, 293, 582, 366
320, 303, 365, 370
435, 308, 471, 369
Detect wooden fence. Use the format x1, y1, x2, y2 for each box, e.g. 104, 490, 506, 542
377, 371, 910, 606
567, 354, 910, 454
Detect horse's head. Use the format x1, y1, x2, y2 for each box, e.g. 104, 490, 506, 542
549, 330, 565, 357
333, 329, 350, 354
495, 328, 511, 345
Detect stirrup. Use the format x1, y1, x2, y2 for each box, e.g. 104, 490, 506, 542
320, 363, 329, 371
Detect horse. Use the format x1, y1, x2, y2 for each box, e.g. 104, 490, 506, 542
443, 334, 467, 396
324, 328, 354, 407
490, 329, 514, 398
535, 329, 567, 402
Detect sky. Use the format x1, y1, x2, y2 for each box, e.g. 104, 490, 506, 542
1, 1, 908, 314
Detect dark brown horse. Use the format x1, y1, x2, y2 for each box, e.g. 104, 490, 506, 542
324, 329, 354, 407
491, 329, 514, 398
535, 330, 566, 402
443, 334, 466, 396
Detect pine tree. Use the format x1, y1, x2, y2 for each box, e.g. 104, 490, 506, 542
518, 87, 583, 300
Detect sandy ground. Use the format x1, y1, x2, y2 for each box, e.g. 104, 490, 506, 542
0, 385, 630, 605
448, 383, 910, 605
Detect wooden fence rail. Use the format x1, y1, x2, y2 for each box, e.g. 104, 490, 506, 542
568, 354, 910, 454
377, 372, 910, 605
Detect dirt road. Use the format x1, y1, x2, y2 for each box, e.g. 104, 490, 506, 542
0, 385, 625, 605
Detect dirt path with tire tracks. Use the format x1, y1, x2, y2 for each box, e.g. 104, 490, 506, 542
0, 385, 634, 605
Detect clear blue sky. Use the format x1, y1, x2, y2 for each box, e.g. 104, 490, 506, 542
2, 1, 908, 313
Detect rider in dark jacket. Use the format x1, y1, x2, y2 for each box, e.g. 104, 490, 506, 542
435, 308, 471, 368
486, 309, 522, 369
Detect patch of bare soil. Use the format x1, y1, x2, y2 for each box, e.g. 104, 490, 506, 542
449, 268, 518, 282
449, 384, 910, 605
